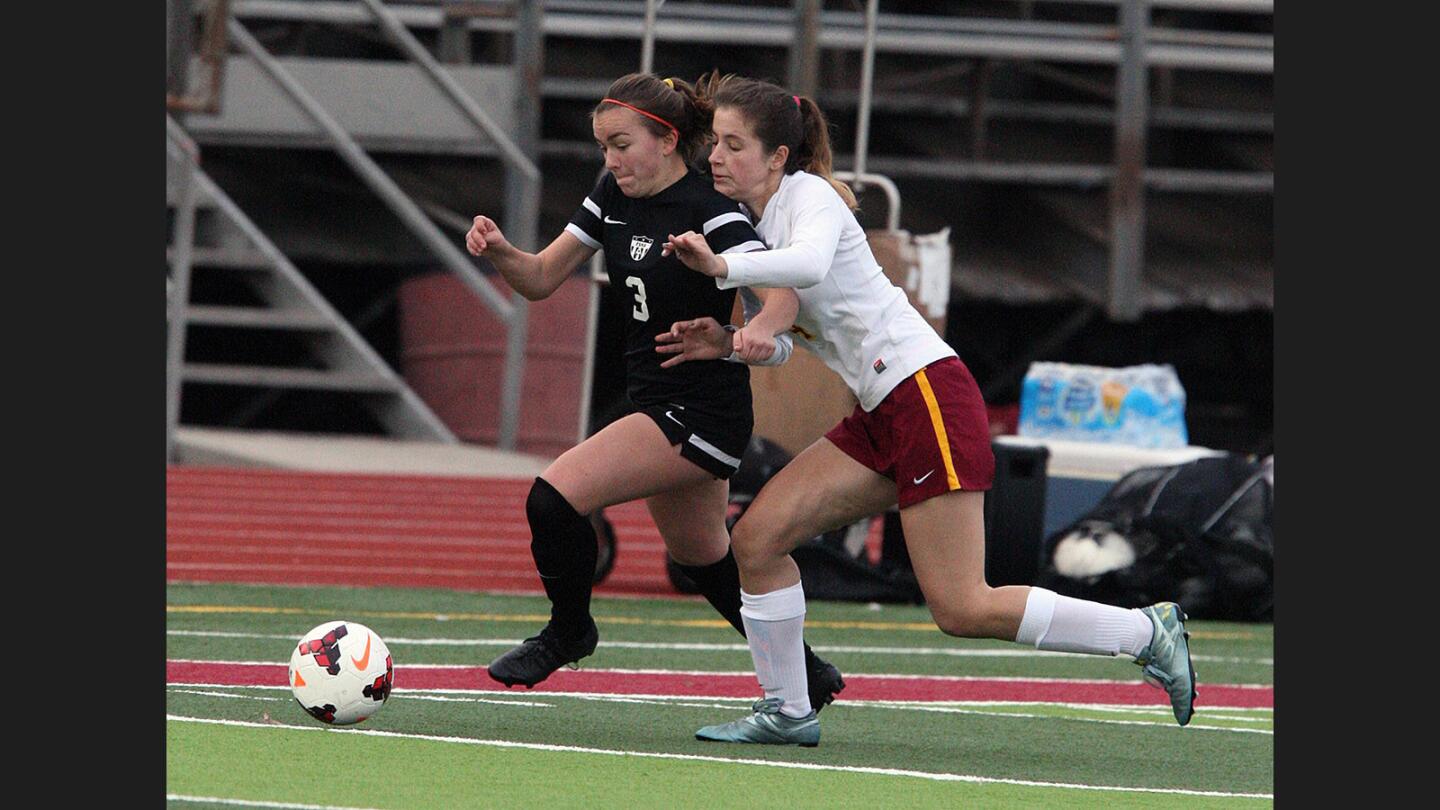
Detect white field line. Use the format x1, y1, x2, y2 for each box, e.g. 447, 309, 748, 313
167, 685, 552, 708
167, 714, 1273, 800
163, 630, 1272, 666
170, 688, 289, 702
392, 694, 556, 708
474, 691, 1268, 734
168, 680, 1272, 723
1189, 712, 1273, 723
852, 702, 1271, 734
493, 665, 1275, 688
168, 795, 385, 810
165, 658, 1273, 689
569, 693, 1270, 735
567, 695, 751, 711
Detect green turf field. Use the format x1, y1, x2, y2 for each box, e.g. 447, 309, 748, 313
167, 582, 1273, 808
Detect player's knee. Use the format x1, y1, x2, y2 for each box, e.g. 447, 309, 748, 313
729, 518, 782, 572
527, 476, 583, 525
928, 595, 990, 639
666, 535, 730, 567
526, 477, 589, 571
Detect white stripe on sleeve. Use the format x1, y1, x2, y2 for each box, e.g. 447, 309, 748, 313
564, 222, 602, 250
721, 240, 766, 255
702, 211, 750, 235
582, 197, 602, 218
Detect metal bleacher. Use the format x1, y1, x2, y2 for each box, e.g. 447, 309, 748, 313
166, 0, 1273, 455
166, 116, 457, 460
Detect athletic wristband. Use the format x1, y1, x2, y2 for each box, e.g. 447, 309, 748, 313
722, 324, 740, 362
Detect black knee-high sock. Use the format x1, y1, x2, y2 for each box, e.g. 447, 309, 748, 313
674, 548, 747, 636
675, 548, 823, 672
526, 477, 598, 637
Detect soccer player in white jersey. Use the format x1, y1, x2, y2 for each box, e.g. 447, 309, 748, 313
463, 73, 844, 710
656, 73, 1197, 746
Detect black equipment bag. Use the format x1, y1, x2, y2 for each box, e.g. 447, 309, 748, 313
1036, 454, 1273, 621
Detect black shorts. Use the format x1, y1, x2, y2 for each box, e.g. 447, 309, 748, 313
638, 401, 751, 480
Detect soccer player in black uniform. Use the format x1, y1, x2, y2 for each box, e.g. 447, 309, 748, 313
463, 73, 844, 712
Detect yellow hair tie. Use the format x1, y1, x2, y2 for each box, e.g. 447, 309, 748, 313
663, 78, 675, 89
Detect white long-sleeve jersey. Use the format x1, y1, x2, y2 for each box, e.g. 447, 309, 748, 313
718, 171, 956, 411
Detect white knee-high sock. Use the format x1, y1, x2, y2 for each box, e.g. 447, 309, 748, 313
1014, 587, 1155, 658
739, 582, 813, 718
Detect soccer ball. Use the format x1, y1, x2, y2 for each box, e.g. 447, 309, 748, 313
288, 621, 394, 725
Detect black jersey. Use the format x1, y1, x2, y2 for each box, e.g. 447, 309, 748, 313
566, 170, 765, 416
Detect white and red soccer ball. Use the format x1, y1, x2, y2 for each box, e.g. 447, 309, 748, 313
288, 621, 394, 725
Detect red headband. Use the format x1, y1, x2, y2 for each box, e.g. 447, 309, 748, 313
794, 95, 802, 108
600, 98, 679, 137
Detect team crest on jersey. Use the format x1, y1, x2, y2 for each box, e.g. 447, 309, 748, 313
630, 235, 654, 261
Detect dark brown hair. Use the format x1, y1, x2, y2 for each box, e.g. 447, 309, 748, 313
695, 71, 858, 209
593, 73, 715, 166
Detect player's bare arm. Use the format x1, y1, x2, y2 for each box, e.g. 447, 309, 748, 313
466, 215, 595, 301
732, 287, 798, 363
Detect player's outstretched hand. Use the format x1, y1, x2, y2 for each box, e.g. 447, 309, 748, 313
662, 231, 728, 278
655, 317, 732, 368
466, 215, 509, 256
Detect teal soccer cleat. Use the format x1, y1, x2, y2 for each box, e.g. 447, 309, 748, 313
1136, 602, 1198, 726
695, 698, 820, 747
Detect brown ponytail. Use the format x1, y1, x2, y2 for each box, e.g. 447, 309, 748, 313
695, 71, 858, 210
795, 96, 858, 210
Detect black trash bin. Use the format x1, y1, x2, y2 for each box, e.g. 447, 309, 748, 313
983, 440, 1051, 587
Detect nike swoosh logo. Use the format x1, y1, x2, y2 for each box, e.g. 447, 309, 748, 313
913, 470, 935, 484
665, 410, 684, 426
603, 216, 627, 224
350, 633, 372, 670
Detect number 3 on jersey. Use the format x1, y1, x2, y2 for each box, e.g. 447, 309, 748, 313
625, 276, 649, 321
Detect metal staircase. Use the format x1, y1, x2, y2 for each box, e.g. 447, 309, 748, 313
166, 116, 457, 458
166, 0, 545, 460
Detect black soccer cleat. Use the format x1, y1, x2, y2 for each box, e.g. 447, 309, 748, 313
804, 646, 846, 714
487, 620, 599, 689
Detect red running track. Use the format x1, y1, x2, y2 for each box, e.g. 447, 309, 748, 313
167, 466, 883, 598
167, 466, 681, 596
167, 660, 1273, 709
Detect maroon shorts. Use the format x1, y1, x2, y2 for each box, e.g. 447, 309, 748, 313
824, 356, 995, 508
